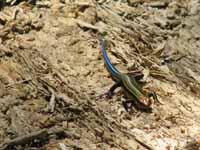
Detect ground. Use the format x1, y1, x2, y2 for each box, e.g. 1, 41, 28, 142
0, 0, 200, 150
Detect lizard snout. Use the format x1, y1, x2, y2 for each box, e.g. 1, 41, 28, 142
140, 96, 153, 108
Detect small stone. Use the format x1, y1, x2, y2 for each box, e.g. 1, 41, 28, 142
36, 1, 51, 8
180, 127, 185, 134
164, 120, 172, 129
0, 12, 7, 25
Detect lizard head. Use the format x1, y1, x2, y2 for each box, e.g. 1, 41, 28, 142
139, 96, 153, 109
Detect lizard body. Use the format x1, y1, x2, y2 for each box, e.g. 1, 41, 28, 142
99, 38, 158, 111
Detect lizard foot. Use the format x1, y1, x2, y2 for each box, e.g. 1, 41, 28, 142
148, 92, 164, 105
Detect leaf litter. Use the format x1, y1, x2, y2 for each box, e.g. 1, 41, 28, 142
0, 0, 200, 150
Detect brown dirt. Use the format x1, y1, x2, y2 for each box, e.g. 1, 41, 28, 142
0, 0, 200, 150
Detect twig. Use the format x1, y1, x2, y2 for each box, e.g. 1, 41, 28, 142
117, 129, 154, 150
150, 70, 178, 83
0, 128, 65, 150
59, 143, 67, 150
55, 93, 74, 105
0, 129, 48, 150
73, 2, 95, 7
38, 78, 76, 112
48, 86, 56, 112
134, 136, 155, 150
75, 19, 103, 32
6, 78, 32, 87
129, 51, 160, 68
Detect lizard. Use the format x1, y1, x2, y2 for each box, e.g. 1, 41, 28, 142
98, 38, 159, 111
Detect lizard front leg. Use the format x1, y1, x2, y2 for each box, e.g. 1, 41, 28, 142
97, 81, 121, 99
122, 99, 134, 112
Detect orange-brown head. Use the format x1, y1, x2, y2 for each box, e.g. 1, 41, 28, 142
139, 96, 153, 108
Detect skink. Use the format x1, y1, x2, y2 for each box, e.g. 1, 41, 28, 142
99, 38, 158, 111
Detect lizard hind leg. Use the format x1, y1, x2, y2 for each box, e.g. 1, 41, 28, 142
122, 99, 135, 112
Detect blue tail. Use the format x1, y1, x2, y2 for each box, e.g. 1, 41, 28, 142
99, 38, 121, 81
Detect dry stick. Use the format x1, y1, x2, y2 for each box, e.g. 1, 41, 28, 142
48, 86, 56, 112
121, 127, 154, 149
110, 122, 155, 150
40, 78, 80, 114
134, 137, 155, 150
126, 50, 158, 67
0, 129, 48, 150
150, 71, 177, 83
129, 51, 178, 83
75, 19, 100, 31
67, 1, 95, 7
0, 128, 65, 150
59, 143, 67, 150
53, 70, 80, 100
40, 80, 61, 112
38, 79, 57, 112
5, 78, 32, 87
